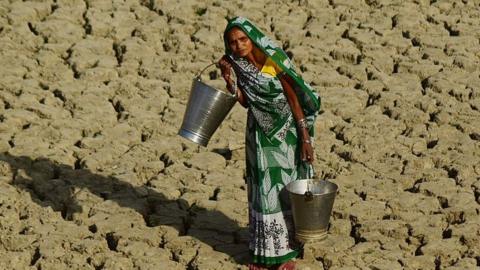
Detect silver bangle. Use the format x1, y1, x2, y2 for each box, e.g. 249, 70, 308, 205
229, 82, 237, 98
297, 118, 307, 129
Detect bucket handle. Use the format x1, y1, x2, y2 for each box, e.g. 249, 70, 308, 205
195, 62, 217, 79
302, 162, 313, 201
195, 62, 237, 98
304, 162, 327, 201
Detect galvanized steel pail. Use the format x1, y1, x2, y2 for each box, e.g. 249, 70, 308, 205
286, 179, 338, 242
178, 63, 237, 147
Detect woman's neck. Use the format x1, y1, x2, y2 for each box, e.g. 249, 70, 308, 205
245, 47, 266, 70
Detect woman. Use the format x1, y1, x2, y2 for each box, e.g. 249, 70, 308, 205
218, 17, 321, 270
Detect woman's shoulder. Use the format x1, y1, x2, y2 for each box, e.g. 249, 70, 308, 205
260, 57, 283, 77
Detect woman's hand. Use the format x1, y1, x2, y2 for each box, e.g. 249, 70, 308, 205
301, 139, 314, 164
218, 55, 235, 94
218, 55, 248, 107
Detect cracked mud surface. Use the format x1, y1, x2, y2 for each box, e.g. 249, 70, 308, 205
1, 0, 479, 269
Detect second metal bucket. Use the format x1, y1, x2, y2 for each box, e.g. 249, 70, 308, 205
286, 179, 338, 242
178, 64, 237, 147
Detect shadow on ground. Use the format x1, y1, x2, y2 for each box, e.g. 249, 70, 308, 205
0, 152, 249, 264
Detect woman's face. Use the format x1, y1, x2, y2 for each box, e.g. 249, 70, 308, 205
227, 27, 253, 57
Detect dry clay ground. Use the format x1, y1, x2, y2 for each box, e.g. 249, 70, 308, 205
1, 0, 480, 269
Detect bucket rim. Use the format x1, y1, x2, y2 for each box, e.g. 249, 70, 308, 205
286, 179, 338, 196
193, 77, 235, 98
193, 78, 237, 100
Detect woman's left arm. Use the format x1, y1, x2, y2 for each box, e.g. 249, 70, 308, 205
279, 74, 314, 163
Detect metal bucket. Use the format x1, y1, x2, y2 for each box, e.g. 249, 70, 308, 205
286, 179, 338, 243
178, 63, 237, 147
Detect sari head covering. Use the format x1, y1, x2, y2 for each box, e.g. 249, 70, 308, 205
223, 16, 321, 117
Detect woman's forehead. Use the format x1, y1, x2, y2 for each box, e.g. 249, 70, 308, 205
228, 27, 247, 39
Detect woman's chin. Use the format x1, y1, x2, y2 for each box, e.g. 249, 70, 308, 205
234, 52, 248, 58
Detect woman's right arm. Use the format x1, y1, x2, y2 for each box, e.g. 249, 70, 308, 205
218, 55, 248, 108
279, 73, 314, 163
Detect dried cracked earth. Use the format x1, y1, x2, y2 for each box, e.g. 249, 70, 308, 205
0, 0, 479, 269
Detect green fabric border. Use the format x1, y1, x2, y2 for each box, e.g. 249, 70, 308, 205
250, 249, 299, 266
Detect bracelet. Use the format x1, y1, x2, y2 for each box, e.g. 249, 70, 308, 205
297, 118, 308, 129
303, 139, 311, 144
228, 82, 237, 97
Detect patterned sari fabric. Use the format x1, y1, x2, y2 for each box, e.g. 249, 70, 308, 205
223, 17, 321, 265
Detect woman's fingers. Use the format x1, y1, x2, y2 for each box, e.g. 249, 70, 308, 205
308, 145, 314, 163
301, 143, 314, 163
218, 56, 231, 71
218, 58, 232, 84
223, 72, 233, 85
217, 56, 237, 94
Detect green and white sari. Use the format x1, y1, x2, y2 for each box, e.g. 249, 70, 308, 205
224, 17, 321, 265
